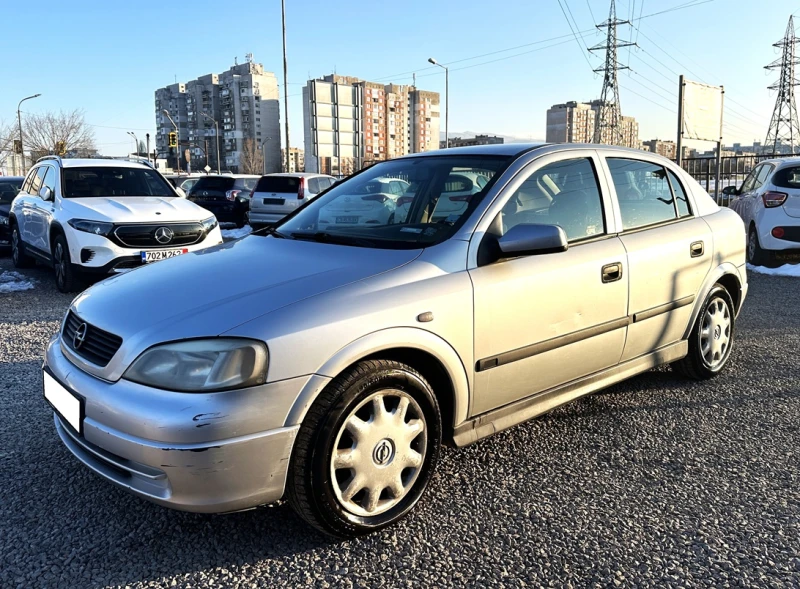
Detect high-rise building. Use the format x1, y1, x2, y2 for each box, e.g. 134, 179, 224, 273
155, 56, 281, 174
642, 139, 677, 160
545, 100, 639, 148
282, 147, 305, 173
303, 74, 439, 175
442, 134, 505, 149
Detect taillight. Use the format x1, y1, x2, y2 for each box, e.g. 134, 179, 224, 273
297, 177, 305, 200
225, 189, 241, 201
772, 227, 786, 239
396, 196, 414, 207
763, 191, 788, 208
361, 194, 388, 203
448, 194, 471, 202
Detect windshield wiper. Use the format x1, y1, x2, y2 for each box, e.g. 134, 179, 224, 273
253, 225, 290, 239
290, 231, 377, 247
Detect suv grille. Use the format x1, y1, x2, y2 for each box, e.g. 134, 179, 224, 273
62, 311, 123, 367
112, 223, 204, 248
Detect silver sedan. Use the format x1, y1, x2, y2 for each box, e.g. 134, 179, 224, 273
43, 143, 747, 538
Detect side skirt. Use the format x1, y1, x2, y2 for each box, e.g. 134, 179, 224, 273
452, 340, 688, 447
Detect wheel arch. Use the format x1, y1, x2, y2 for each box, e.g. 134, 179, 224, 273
683, 263, 743, 339
49, 220, 67, 246
285, 328, 470, 444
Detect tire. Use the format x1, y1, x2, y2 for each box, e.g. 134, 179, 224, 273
10, 223, 35, 269
672, 284, 735, 380
287, 359, 442, 538
747, 225, 768, 267
52, 234, 84, 293
235, 212, 246, 229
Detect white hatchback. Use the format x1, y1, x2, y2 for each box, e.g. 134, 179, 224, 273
317, 177, 407, 228
249, 173, 336, 229
726, 158, 800, 266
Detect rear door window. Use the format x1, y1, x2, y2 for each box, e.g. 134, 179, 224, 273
31, 167, 47, 198
255, 176, 300, 194
667, 170, 691, 218
307, 178, 321, 194
607, 158, 678, 230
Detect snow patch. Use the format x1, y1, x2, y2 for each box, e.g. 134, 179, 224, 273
221, 226, 253, 240
747, 263, 800, 277
0, 271, 36, 293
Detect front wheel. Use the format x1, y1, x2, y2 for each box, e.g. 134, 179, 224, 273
52, 234, 84, 293
287, 359, 442, 538
672, 284, 735, 379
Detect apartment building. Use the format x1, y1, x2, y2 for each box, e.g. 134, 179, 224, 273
546, 100, 639, 148
303, 74, 439, 174
282, 147, 305, 173
442, 134, 504, 149
155, 56, 281, 174
642, 139, 678, 160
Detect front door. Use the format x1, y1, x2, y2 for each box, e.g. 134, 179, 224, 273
469, 152, 629, 416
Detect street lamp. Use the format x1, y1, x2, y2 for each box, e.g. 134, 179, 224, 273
427, 58, 448, 149
201, 112, 221, 173
127, 131, 139, 158
162, 109, 180, 173
17, 93, 41, 174
260, 137, 271, 174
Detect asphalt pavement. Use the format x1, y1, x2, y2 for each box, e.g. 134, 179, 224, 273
1, 255, 798, 588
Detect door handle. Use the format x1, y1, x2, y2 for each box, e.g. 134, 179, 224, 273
690, 241, 704, 257
601, 262, 623, 283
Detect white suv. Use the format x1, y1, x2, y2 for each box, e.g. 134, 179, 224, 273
10, 157, 223, 292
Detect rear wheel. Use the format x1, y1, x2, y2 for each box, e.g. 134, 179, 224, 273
287, 359, 441, 538
747, 225, 768, 267
52, 234, 84, 293
672, 284, 735, 380
10, 223, 35, 269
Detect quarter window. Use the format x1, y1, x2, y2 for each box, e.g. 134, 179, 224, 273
608, 158, 678, 230
498, 157, 605, 242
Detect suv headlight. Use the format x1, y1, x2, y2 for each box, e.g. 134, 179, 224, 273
124, 338, 268, 392
68, 219, 114, 236
201, 216, 218, 233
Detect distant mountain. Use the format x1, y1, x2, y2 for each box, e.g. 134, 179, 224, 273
440, 130, 545, 144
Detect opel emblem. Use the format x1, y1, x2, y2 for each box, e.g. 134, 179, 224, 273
373, 439, 394, 466
73, 323, 88, 350
154, 226, 174, 244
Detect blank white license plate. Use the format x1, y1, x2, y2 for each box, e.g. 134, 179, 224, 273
336, 216, 359, 224
43, 371, 82, 433
141, 249, 188, 263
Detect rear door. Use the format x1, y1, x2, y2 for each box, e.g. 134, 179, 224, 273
603, 156, 712, 361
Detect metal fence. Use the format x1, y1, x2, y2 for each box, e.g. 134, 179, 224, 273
678, 152, 798, 197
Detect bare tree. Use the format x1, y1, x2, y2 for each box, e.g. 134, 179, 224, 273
23, 109, 95, 157
0, 120, 17, 172
239, 138, 263, 175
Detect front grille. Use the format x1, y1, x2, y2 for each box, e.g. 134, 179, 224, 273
62, 311, 123, 367
112, 223, 204, 248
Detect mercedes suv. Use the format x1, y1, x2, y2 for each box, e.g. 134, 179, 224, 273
10, 157, 222, 292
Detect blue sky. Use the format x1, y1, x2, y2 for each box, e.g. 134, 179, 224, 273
2, 0, 798, 155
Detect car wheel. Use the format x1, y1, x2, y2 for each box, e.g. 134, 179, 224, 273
747, 225, 768, 267
235, 213, 246, 229
672, 284, 735, 380
287, 359, 442, 538
10, 223, 35, 269
52, 234, 84, 293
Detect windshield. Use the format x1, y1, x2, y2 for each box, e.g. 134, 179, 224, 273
189, 176, 235, 194
276, 155, 511, 248
255, 176, 300, 193
63, 167, 175, 198
0, 179, 23, 205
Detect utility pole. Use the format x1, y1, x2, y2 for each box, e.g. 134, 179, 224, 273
281, 0, 291, 173
764, 15, 800, 155
17, 93, 41, 174
589, 0, 634, 146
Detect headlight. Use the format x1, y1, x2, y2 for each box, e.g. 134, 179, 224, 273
68, 218, 114, 236
0, 216, 8, 226
124, 338, 268, 392
201, 216, 218, 233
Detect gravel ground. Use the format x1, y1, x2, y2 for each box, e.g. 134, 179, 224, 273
1, 254, 799, 588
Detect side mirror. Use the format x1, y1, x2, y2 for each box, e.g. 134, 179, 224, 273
497, 223, 569, 259
39, 186, 53, 201
175, 186, 187, 198
722, 186, 739, 196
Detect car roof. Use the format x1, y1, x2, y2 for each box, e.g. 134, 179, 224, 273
762, 157, 800, 168
39, 158, 154, 169
402, 143, 550, 158
263, 172, 333, 178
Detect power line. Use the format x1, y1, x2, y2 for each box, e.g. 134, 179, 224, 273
585, 0, 596, 21
556, 0, 596, 71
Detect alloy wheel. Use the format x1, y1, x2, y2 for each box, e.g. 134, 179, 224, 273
699, 296, 731, 369
11, 228, 20, 264
330, 389, 427, 517
747, 230, 756, 262
54, 242, 65, 288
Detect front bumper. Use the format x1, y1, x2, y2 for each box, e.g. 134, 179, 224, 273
43, 335, 319, 513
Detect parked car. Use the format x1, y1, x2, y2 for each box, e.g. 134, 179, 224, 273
186, 175, 259, 228
0, 176, 24, 242
248, 173, 336, 229
394, 173, 486, 223
10, 157, 222, 292
317, 177, 408, 227
43, 144, 746, 538
179, 177, 201, 193
725, 158, 800, 266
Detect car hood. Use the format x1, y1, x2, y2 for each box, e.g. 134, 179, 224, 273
70, 236, 422, 370
64, 196, 209, 223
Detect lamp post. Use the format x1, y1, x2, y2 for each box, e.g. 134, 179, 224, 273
162, 109, 180, 173
427, 58, 448, 149
281, 0, 290, 173
17, 93, 41, 174
260, 137, 271, 174
127, 131, 139, 158
201, 112, 221, 173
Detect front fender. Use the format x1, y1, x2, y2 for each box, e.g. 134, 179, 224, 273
284, 327, 471, 429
